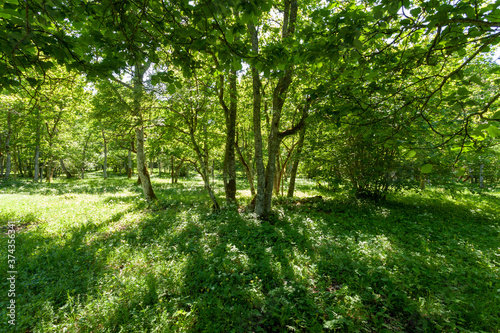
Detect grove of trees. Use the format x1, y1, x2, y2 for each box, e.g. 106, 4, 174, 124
1, 0, 500, 217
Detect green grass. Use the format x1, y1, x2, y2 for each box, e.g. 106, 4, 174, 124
0, 176, 499, 332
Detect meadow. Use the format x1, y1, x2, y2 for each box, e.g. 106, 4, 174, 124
0, 174, 499, 332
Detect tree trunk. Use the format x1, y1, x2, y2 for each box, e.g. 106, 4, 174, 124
16, 148, 24, 178
127, 142, 133, 178
236, 139, 255, 196
33, 114, 40, 182
102, 129, 108, 179
46, 160, 53, 183
171, 155, 175, 184
190, 130, 220, 210
248, 23, 267, 216
60, 159, 73, 178
133, 61, 157, 201
222, 68, 238, 205
287, 126, 305, 197
3, 111, 12, 182
261, 0, 298, 214
158, 155, 162, 177
248, 1, 298, 217
273, 152, 281, 196
136, 127, 157, 201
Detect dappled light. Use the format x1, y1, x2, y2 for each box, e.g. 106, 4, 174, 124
1, 0, 500, 331
1, 177, 499, 331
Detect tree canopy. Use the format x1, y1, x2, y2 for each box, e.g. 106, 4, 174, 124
1, 0, 499, 216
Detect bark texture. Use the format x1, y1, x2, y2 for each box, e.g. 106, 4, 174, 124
33, 112, 40, 182
136, 127, 157, 201
287, 125, 306, 197
102, 129, 108, 179
133, 62, 157, 201
127, 141, 133, 178
248, 23, 266, 216
262, 0, 298, 214
220, 68, 238, 205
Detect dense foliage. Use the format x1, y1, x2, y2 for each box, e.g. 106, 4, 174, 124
1, 0, 499, 205
1, 0, 500, 331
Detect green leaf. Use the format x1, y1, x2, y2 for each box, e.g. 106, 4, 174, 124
451, 103, 462, 112
488, 66, 500, 74
421, 164, 433, 174
410, 7, 422, 16
456, 169, 466, 177
232, 59, 242, 71
353, 39, 363, 49
456, 87, 469, 96
491, 111, 500, 120
0, 12, 11, 18
485, 125, 500, 138
407, 150, 416, 158
469, 75, 483, 85
373, 10, 384, 20
167, 84, 176, 94
225, 29, 234, 44
387, 3, 400, 14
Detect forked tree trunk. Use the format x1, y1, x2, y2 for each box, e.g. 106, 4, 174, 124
133, 62, 157, 201
136, 127, 157, 201
236, 141, 255, 196
248, 1, 298, 217
60, 159, 73, 179
198, 148, 219, 208
248, 23, 266, 216
288, 126, 305, 197
189, 128, 219, 210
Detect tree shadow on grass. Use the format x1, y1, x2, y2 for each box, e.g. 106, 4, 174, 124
0, 207, 139, 332
137, 208, 324, 332
2, 189, 498, 332
290, 195, 500, 332
0, 178, 143, 196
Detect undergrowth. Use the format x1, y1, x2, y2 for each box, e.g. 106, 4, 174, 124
0, 177, 498, 332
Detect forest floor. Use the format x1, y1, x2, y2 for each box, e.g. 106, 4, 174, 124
0, 174, 499, 332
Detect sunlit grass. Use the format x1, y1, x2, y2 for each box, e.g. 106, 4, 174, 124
0, 176, 498, 332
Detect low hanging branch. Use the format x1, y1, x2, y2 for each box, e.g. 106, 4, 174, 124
278, 95, 314, 140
